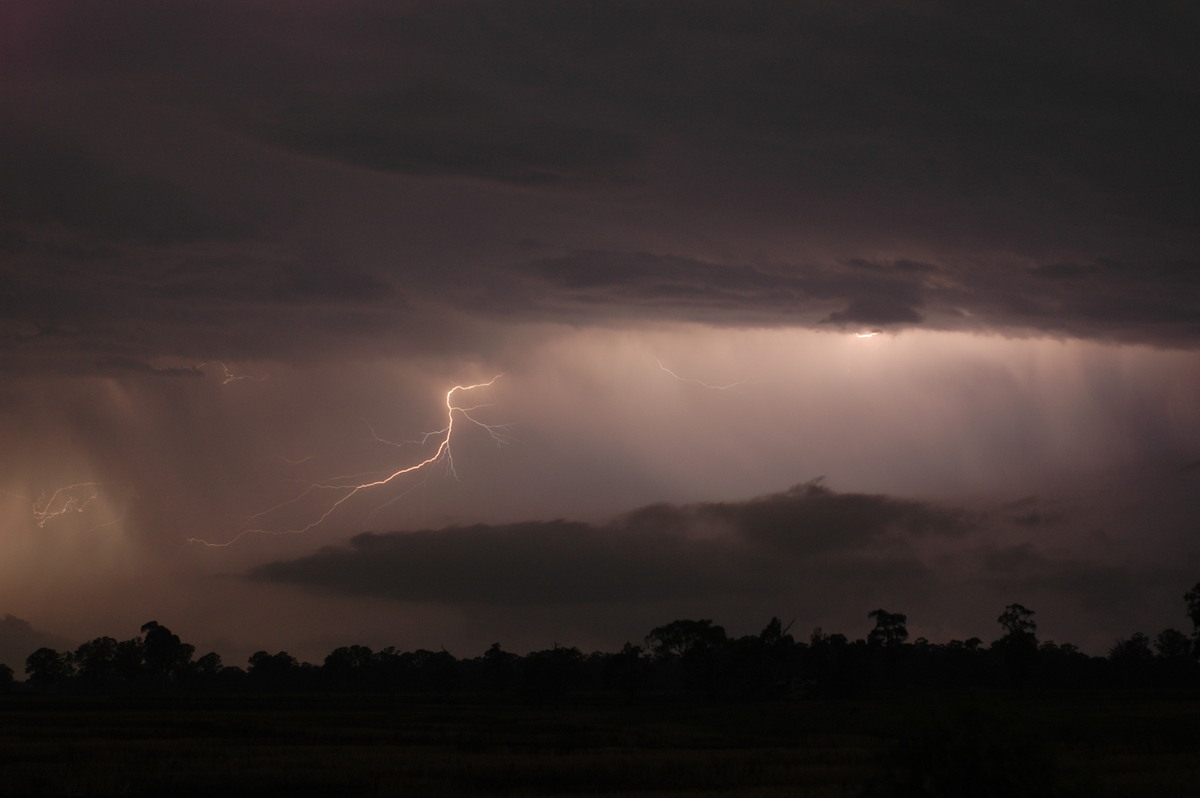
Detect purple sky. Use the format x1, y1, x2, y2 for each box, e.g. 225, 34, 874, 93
2, 1, 1199, 667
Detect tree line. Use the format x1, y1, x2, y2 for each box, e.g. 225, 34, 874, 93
5, 585, 1200, 700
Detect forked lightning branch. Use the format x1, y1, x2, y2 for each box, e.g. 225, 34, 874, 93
188, 376, 507, 548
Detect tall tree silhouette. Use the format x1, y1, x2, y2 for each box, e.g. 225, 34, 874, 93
645, 619, 727, 660
25, 647, 74, 689
1185, 582, 1200, 659
141, 621, 195, 689
867, 610, 909, 647
993, 603, 1038, 686
996, 604, 1037, 647
74, 636, 120, 688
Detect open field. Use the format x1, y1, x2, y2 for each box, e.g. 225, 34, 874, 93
1, 691, 1197, 797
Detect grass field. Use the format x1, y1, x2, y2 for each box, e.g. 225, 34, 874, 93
1, 691, 1197, 797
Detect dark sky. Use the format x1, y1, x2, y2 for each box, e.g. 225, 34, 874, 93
2, 1, 1199, 666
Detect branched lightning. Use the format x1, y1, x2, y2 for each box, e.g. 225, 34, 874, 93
33, 482, 102, 528
656, 358, 750, 391
199, 361, 268, 384
188, 376, 508, 547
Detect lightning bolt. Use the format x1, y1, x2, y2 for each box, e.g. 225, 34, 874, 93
656, 358, 750, 391
188, 376, 507, 547
33, 482, 102, 528
855, 330, 883, 338
199, 361, 268, 384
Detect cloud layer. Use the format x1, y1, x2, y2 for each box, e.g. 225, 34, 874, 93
246, 476, 1200, 656
3, 0, 1199, 378
249, 483, 966, 605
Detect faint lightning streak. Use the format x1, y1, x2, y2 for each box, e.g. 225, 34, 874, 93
187, 376, 506, 547
33, 483, 102, 528
855, 330, 883, 338
656, 359, 750, 391
199, 361, 268, 384
362, 418, 405, 448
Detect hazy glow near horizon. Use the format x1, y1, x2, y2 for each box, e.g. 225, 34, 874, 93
5, 326, 1198, 536
1, 324, 1197, 660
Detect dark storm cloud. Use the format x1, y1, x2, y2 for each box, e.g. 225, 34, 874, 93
498, 251, 939, 328
497, 250, 1200, 343
823, 298, 924, 326
14, 1, 1200, 209
972, 542, 1192, 630
249, 483, 967, 605
422, 0, 1199, 233
3, 0, 1200, 368
509, 252, 806, 318
708, 483, 968, 550
277, 264, 397, 304
92, 357, 203, 378
260, 86, 640, 185
0, 123, 253, 246
252, 520, 739, 605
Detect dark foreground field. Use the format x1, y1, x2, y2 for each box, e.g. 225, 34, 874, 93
1, 691, 1197, 797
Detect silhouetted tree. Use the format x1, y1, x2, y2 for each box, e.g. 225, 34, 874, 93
17, 604, 1200, 698
602, 643, 652, 698
405, 649, 458, 698
1109, 633, 1154, 687
1155, 628, 1192, 659
25, 647, 74, 689
0, 663, 13, 693
926, 638, 987, 689
519, 646, 584, 704
1028, 641, 1094, 689
371, 647, 407, 689
141, 621, 194, 689
760, 617, 793, 646
1152, 628, 1199, 686
645, 620, 731, 696
74, 636, 120, 689
808, 629, 856, 695
248, 651, 305, 691
1186, 582, 1200, 657
1109, 632, 1152, 662
195, 651, 223, 675
867, 609, 909, 647
479, 642, 518, 694
645, 619, 727, 660
996, 603, 1037, 645
754, 616, 800, 696
721, 620, 801, 700
188, 651, 225, 690
114, 637, 146, 683
993, 603, 1038, 686
323, 645, 375, 689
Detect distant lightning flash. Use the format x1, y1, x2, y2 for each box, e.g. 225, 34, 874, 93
199, 361, 268, 384
33, 482, 101, 527
188, 376, 507, 548
855, 330, 883, 338
656, 359, 750, 391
